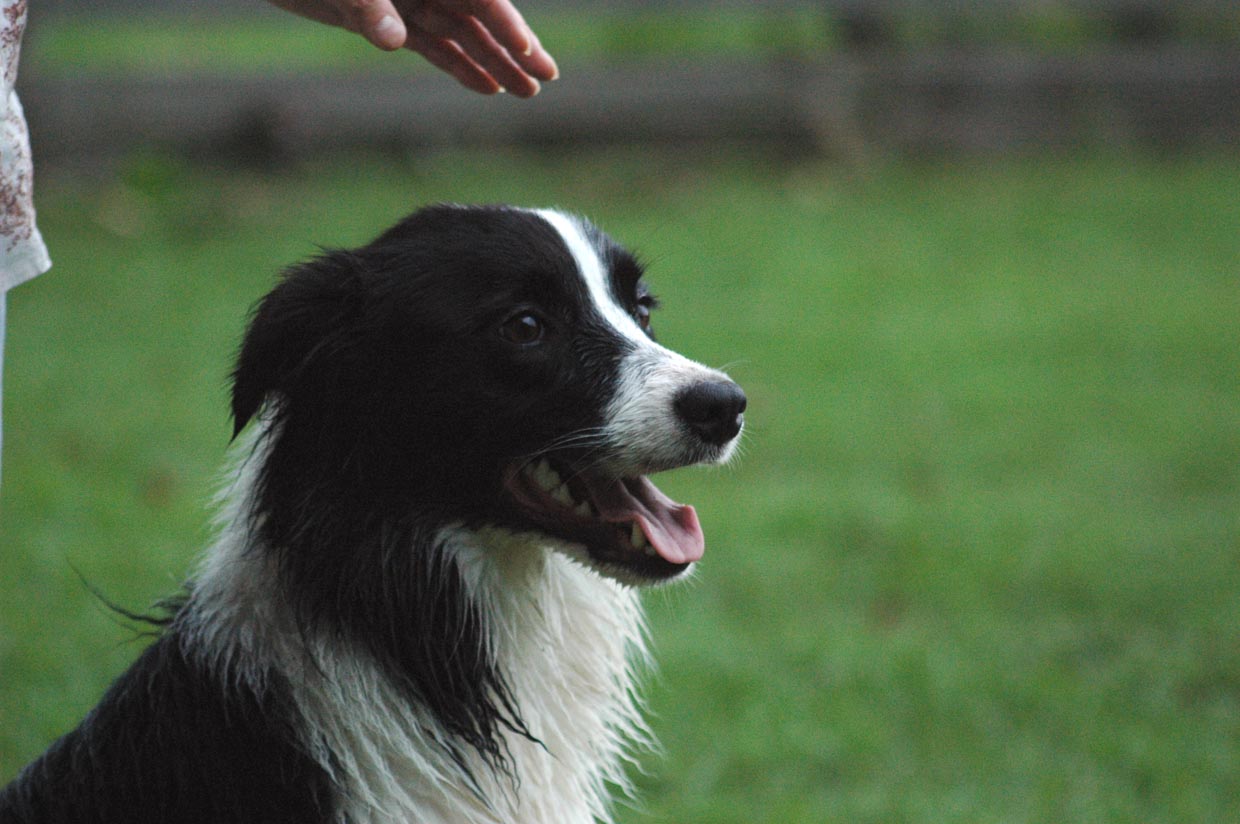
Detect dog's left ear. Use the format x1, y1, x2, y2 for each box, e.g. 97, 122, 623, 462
231, 252, 363, 438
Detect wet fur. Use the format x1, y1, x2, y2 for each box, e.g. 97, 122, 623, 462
1, 205, 741, 823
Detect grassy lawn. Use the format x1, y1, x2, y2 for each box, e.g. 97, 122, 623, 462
1, 149, 1237, 823
25, 5, 1240, 80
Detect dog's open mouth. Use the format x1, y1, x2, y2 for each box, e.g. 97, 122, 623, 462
504, 458, 703, 582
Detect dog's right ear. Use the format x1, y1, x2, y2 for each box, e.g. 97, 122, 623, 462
231, 252, 364, 439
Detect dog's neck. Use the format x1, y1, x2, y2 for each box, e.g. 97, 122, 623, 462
185, 433, 652, 824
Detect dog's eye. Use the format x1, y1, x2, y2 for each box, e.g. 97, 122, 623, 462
636, 294, 657, 332
636, 304, 651, 331
500, 312, 545, 346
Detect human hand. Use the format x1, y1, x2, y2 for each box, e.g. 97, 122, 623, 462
266, 0, 559, 97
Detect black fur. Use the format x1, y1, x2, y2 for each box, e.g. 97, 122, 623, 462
2, 204, 669, 821
231, 205, 644, 767
0, 633, 334, 823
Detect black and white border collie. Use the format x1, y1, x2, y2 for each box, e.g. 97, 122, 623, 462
1, 205, 746, 823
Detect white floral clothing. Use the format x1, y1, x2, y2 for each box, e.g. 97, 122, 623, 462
2, 0, 48, 488
1, 0, 49, 291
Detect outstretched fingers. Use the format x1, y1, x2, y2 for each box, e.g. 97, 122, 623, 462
265, 0, 557, 96
405, 28, 502, 95
398, 0, 557, 96
404, 5, 530, 95
460, 0, 558, 79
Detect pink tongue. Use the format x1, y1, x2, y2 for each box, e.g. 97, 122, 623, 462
585, 476, 704, 565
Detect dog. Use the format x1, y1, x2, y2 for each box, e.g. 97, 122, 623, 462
0, 204, 745, 824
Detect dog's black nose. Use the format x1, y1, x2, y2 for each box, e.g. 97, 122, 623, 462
674, 380, 747, 445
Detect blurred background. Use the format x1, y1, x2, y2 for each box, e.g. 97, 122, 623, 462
1, 2, 1238, 822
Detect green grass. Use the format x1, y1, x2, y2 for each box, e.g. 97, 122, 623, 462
26, 5, 1240, 80
1, 150, 1238, 823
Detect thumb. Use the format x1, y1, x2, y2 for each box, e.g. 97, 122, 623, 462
337, 0, 408, 50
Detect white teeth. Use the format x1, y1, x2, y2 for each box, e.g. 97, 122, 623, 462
531, 459, 562, 492
551, 484, 574, 507
527, 459, 592, 513
527, 459, 564, 496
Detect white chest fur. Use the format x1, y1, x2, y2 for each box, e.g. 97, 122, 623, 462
191, 464, 653, 824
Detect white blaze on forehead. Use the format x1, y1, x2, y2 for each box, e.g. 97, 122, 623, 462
534, 209, 650, 345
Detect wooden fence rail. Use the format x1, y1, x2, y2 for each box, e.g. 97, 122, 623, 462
21, 48, 1240, 161
19, 0, 1240, 160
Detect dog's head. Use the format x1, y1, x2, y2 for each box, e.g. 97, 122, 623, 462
233, 204, 744, 586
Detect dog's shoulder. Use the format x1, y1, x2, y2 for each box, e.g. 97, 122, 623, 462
0, 629, 334, 824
